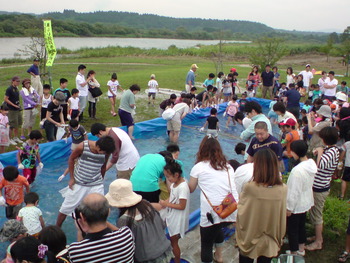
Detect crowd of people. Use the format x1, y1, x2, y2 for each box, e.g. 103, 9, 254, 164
0, 61, 349, 263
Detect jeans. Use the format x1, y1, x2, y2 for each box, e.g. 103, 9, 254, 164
44, 121, 57, 142
88, 101, 96, 118
79, 96, 87, 120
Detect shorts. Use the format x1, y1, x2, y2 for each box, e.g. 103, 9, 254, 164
8, 110, 22, 129
108, 95, 116, 98
117, 167, 134, 180
207, 129, 218, 138
118, 109, 134, 127
342, 167, 350, 182
71, 143, 80, 151
309, 190, 329, 225
5, 204, 22, 219
23, 167, 37, 184
167, 119, 181, 132
23, 109, 36, 129
41, 107, 48, 121
59, 184, 104, 216
148, 92, 156, 99
223, 93, 232, 97
70, 109, 79, 119
135, 189, 161, 203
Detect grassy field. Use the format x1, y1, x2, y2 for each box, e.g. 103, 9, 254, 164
0, 54, 350, 262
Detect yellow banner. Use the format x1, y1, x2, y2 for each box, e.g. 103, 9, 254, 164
43, 20, 57, 67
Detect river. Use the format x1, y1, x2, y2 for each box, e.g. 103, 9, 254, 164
0, 37, 251, 59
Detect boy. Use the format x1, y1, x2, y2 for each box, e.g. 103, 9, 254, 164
202, 73, 215, 89
68, 88, 80, 120
200, 108, 219, 138
336, 81, 349, 94
196, 85, 213, 108
312, 84, 322, 102
54, 78, 71, 121
18, 192, 45, 237
0, 166, 30, 219
235, 142, 246, 156
148, 74, 159, 106
17, 130, 43, 184
277, 82, 288, 99
40, 84, 52, 122
159, 94, 177, 116
280, 118, 300, 159
239, 92, 248, 112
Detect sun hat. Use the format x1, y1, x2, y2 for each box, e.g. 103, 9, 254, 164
317, 105, 332, 118
279, 118, 296, 127
336, 92, 348, 102
191, 64, 199, 69
54, 91, 66, 104
306, 64, 311, 68
105, 179, 142, 208
11, 76, 20, 82
0, 220, 27, 242
22, 78, 31, 85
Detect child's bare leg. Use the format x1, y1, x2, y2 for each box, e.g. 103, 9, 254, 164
109, 97, 115, 114
341, 180, 347, 198
170, 235, 181, 263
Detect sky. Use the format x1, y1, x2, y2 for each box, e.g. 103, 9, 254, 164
2, 0, 349, 33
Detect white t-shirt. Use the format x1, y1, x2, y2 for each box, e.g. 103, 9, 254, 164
190, 161, 239, 227
286, 74, 295, 87
148, 80, 158, 93
76, 72, 88, 96
68, 97, 79, 110
299, 70, 313, 87
242, 117, 252, 129
18, 206, 43, 235
216, 77, 223, 91
234, 163, 254, 195
342, 141, 350, 167
166, 181, 190, 238
324, 78, 338, 96
107, 80, 120, 97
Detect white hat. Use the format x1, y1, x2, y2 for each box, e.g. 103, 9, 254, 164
105, 179, 142, 208
336, 92, 348, 102
317, 105, 332, 118
191, 64, 199, 69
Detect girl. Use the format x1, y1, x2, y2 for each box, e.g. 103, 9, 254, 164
216, 72, 225, 102
11, 236, 48, 263
0, 104, 10, 153
286, 67, 295, 87
160, 160, 190, 263
222, 73, 233, 102
225, 94, 239, 127
87, 70, 100, 119
247, 65, 260, 97
107, 73, 123, 116
302, 100, 312, 113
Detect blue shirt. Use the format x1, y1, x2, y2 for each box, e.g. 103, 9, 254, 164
186, 70, 195, 86
247, 135, 283, 160
261, 71, 274, 86
27, 64, 39, 75
203, 78, 214, 87
285, 89, 301, 108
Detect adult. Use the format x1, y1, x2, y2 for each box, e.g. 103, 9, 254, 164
87, 70, 100, 119
185, 64, 198, 93
284, 83, 301, 119
299, 64, 313, 92
130, 151, 172, 203
68, 193, 135, 263
159, 94, 177, 116
44, 92, 66, 142
118, 84, 140, 140
272, 102, 297, 123
234, 162, 254, 195
167, 98, 191, 143
75, 64, 90, 122
261, 64, 274, 99
286, 67, 295, 87
5, 76, 23, 146
91, 123, 140, 179
19, 78, 40, 139
27, 58, 43, 96
236, 148, 287, 263
247, 66, 260, 96
56, 136, 115, 227
246, 121, 283, 163
105, 179, 172, 263
189, 136, 239, 263
323, 71, 338, 101
317, 71, 329, 94
240, 101, 272, 141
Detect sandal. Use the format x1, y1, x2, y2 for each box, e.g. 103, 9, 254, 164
339, 251, 350, 262
305, 242, 322, 251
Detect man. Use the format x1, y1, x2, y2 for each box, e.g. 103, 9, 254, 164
75, 64, 91, 122
56, 136, 115, 227
284, 83, 301, 119
240, 101, 272, 141
27, 58, 43, 96
118, 84, 140, 139
246, 121, 283, 163
91, 123, 140, 179
323, 71, 338, 101
299, 64, 313, 92
185, 64, 198, 93
68, 193, 135, 263
261, 64, 274, 99
4, 76, 23, 146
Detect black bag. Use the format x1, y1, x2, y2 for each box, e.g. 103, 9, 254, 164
88, 87, 103, 98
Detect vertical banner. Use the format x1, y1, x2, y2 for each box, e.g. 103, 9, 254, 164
43, 20, 57, 67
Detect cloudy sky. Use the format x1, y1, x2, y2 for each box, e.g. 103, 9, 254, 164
3, 0, 348, 33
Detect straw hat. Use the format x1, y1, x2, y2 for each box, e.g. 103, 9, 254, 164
105, 179, 142, 208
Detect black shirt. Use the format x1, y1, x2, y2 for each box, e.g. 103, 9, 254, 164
47, 102, 62, 122
261, 71, 274, 86
196, 91, 206, 102
5, 85, 20, 110
207, 116, 219, 129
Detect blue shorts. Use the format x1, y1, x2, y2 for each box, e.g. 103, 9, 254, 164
118, 109, 134, 127
223, 93, 232, 97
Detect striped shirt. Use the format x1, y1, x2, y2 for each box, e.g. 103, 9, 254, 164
74, 140, 106, 186
313, 146, 339, 192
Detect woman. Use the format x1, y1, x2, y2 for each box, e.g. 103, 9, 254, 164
87, 70, 100, 119
236, 148, 287, 263
189, 136, 239, 263
247, 66, 260, 97
105, 179, 172, 263
286, 67, 295, 87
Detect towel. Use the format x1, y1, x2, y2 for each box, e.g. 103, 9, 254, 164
21, 86, 35, 96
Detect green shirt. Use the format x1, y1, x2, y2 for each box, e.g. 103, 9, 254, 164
119, 89, 135, 113
130, 154, 166, 192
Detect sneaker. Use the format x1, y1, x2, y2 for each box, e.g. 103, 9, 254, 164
13, 137, 23, 143
20, 136, 26, 140
9, 139, 17, 145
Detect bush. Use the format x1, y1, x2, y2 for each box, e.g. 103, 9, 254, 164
323, 196, 349, 233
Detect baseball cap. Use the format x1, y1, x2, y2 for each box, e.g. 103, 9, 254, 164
191, 64, 199, 69
306, 64, 311, 68
279, 118, 296, 127
230, 68, 237, 72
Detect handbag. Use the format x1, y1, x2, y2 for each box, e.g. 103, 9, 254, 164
162, 104, 187, 121
200, 169, 237, 219
88, 85, 103, 98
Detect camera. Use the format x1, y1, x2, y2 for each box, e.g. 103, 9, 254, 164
74, 207, 81, 220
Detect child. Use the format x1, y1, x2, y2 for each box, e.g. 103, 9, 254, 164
216, 72, 225, 101
272, 66, 280, 95
160, 160, 189, 263
222, 73, 233, 102
200, 108, 219, 137
280, 118, 300, 160
246, 73, 255, 97
0, 104, 10, 153
235, 142, 246, 156
301, 116, 311, 142
18, 192, 45, 238
268, 96, 279, 122
302, 100, 312, 113
167, 143, 181, 161
239, 92, 248, 112
339, 137, 350, 200
68, 88, 80, 120
277, 82, 288, 99
54, 78, 71, 122
17, 130, 44, 184
40, 84, 52, 121
203, 73, 215, 89
312, 84, 322, 102
225, 95, 239, 127
0, 166, 30, 219
107, 73, 123, 116
148, 74, 159, 105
